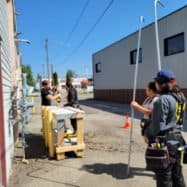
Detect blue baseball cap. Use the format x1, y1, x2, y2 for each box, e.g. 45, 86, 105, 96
154, 69, 176, 83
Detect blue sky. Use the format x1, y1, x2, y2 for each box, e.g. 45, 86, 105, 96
15, 0, 187, 78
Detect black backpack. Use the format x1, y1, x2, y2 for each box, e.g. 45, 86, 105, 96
170, 92, 186, 128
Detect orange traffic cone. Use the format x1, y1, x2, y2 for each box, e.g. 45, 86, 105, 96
123, 114, 131, 129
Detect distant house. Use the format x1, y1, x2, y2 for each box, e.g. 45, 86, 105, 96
60, 77, 88, 89
93, 6, 187, 103
0, 0, 22, 186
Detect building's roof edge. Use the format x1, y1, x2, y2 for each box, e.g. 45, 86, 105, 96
93, 5, 187, 56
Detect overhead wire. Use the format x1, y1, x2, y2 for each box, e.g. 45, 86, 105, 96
62, 0, 115, 64
48, 0, 90, 72
63, 0, 90, 48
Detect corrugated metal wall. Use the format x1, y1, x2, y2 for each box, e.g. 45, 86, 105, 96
159, 7, 187, 85
0, 42, 6, 187
0, 0, 14, 184
93, 6, 187, 90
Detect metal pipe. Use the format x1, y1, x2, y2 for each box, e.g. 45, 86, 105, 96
127, 16, 144, 177
18, 73, 34, 163
9, 118, 22, 127
15, 38, 31, 44
21, 73, 27, 160
154, 0, 164, 71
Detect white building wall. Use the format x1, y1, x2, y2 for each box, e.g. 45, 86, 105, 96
93, 6, 187, 90
7, 0, 17, 88
0, 0, 14, 183
159, 7, 187, 85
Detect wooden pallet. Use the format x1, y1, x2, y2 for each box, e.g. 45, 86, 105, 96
54, 107, 85, 160
41, 106, 85, 160
41, 106, 86, 160
56, 142, 86, 160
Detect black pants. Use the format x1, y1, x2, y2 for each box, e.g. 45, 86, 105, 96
155, 162, 185, 187
155, 132, 186, 187
64, 103, 79, 133
70, 118, 77, 133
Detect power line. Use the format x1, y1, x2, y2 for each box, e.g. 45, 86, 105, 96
63, 0, 114, 64
63, 0, 90, 47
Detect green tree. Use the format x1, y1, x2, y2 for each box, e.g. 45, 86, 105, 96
66, 69, 75, 80
52, 72, 59, 86
22, 65, 35, 86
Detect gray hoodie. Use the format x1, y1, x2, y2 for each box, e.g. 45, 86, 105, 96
144, 94, 176, 138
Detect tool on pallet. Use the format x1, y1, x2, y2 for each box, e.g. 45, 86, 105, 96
126, 16, 144, 177
178, 144, 187, 165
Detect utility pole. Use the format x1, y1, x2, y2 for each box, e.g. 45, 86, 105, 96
42, 64, 45, 79
51, 64, 54, 85
51, 64, 54, 76
45, 39, 50, 81
85, 66, 88, 78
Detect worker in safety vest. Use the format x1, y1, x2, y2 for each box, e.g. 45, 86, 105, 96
144, 70, 186, 187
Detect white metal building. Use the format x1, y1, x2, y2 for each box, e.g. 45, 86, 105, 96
0, 0, 22, 186
0, 0, 13, 186
92, 5, 187, 103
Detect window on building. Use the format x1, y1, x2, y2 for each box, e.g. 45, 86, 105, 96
95, 62, 101, 73
130, 48, 142, 65
164, 32, 185, 56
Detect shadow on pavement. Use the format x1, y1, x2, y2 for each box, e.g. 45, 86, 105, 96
79, 99, 187, 132
25, 133, 47, 159
26, 168, 80, 187
81, 163, 154, 179
79, 99, 141, 118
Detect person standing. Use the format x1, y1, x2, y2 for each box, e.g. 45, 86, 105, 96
144, 69, 186, 187
65, 82, 79, 108
131, 81, 158, 135
41, 80, 61, 106
64, 82, 80, 133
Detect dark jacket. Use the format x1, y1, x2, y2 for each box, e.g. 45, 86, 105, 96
41, 88, 51, 106
66, 87, 79, 107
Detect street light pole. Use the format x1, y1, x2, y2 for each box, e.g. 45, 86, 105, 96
45, 39, 50, 81
154, 0, 164, 71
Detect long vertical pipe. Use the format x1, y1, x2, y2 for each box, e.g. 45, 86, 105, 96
154, 0, 164, 71
45, 39, 50, 81
127, 16, 144, 177
21, 73, 27, 160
